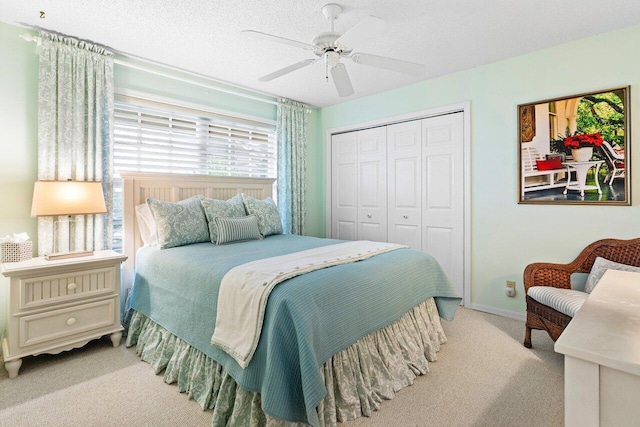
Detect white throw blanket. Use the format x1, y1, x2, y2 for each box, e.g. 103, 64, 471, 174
211, 240, 406, 368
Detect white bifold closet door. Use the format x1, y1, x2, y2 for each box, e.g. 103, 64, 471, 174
331, 112, 464, 298
387, 120, 422, 250
356, 127, 387, 242
421, 113, 464, 296
331, 127, 387, 242
331, 131, 358, 240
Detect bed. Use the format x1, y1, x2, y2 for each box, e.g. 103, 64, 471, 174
121, 172, 461, 426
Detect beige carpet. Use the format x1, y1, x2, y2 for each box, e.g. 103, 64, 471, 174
0, 308, 563, 427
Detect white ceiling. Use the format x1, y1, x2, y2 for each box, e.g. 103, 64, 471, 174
2, 0, 640, 108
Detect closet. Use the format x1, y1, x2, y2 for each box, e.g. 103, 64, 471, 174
330, 112, 464, 296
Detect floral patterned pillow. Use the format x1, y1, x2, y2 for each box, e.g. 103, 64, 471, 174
199, 194, 247, 243
241, 194, 283, 237
147, 197, 210, 249
585, 257, 640, 293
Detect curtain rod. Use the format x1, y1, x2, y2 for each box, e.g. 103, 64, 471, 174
19, 33, 279, 107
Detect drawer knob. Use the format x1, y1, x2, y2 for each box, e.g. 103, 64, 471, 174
367, 214, 372, 218
403, 215, 408, 219
66, 317, 77, 326
67, 282, 77, 291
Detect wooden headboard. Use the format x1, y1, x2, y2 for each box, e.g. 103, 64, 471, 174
121, 172, 275, 289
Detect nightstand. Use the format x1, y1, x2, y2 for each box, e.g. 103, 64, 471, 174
1, 250, 127, 378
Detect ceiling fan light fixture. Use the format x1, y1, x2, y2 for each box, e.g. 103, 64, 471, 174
325, 50, 341, 68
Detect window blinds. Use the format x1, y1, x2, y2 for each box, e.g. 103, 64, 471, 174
113, 95, 277, 178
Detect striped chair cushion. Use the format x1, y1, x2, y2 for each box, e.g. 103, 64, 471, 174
527, 286, 589, 318
214, 215, 263, 245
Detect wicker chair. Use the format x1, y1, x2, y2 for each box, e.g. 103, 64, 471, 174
523, 237, 640, 348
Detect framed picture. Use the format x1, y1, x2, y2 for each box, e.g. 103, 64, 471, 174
518, 86, 630, 205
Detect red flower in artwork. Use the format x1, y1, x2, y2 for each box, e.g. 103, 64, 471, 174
563, 133, 604, 149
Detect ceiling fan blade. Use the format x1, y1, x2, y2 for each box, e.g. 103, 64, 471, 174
258, 59, 317, 82
330, 63, 354, 97
242, 30, 316, 51
351, 52, 426, 76
335, 16, 388, 49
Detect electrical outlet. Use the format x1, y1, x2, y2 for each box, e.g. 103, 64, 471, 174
505, 280, 516, 297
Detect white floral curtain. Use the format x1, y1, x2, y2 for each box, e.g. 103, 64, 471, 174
37, 32, 114, 255
277, 99, 307, 235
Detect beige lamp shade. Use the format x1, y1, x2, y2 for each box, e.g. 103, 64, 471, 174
31, 181, 107, 217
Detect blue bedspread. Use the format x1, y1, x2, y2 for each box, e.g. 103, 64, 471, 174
128, 234, 461, 425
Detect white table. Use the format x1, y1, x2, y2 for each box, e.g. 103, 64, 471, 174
555, 269, 640, 427
562, 160, 604, 197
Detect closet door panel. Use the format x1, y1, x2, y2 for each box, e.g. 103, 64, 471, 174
423, 226, 454, 279
387, 120, 422, 250
422, 113, 464, 296
331, 133, 358, 240
357, 127, 387, 242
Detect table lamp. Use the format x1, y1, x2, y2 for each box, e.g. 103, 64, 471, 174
31, 180, 107, 260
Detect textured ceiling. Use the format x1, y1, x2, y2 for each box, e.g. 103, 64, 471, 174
2, 0, 640, 108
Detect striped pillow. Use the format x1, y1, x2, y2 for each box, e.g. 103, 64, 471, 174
214, 215, 263, 245
527, 286, 588, 318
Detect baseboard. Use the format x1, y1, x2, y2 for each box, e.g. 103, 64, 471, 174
469, 303, 526, 322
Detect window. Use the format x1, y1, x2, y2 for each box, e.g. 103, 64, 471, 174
111, 93, 277, 251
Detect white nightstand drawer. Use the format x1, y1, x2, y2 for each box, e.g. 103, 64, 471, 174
20, 267, 116, 310
19, 298, 117, 348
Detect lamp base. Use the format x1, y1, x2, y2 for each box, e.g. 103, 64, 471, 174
45, 250, 94, 261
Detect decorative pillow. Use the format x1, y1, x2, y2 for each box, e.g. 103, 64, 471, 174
241, 194, 283, 237
535, 157, 562, 171
584, 257, 640, 293
199, 194, 247, 244
569, 272, 589, 292
135, 203, 158, 246
214, 215, 263, 245
147, 197, 210, 249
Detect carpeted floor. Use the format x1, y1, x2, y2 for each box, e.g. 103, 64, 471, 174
0, 307, 564, 427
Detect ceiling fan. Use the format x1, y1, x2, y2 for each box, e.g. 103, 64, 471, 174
242, 3, 426, 97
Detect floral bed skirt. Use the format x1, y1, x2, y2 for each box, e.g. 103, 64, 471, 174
126, 297, 447, 426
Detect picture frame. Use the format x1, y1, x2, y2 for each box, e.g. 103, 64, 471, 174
518, 86, 630, 205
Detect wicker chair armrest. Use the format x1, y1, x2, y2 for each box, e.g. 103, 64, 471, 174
523, 262, 574, 292
523, 237, 640, 293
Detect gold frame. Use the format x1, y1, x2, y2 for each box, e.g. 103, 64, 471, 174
517, 86, 630, 205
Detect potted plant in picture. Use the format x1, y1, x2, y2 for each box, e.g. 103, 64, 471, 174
551, 131, 604, 162
563, 132, 604, 161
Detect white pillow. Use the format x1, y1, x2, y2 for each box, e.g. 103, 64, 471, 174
135, 203, 158, 246
584, 257, 640, 293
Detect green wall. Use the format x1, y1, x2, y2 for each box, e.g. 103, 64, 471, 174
314, 24, 640, 316
0, 24, 38, 246
0, 23, 39, 336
